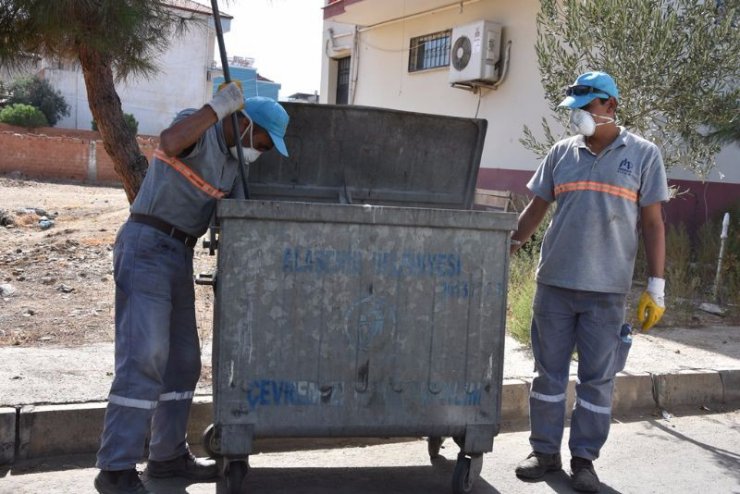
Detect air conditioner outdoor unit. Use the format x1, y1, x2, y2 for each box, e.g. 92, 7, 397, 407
449, 20, 502, 86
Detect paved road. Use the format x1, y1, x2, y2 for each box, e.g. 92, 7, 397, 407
2, 408, 739, 494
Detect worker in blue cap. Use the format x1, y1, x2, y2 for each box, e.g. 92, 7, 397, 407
94, 82, 289, 494
510, 71, 669, 493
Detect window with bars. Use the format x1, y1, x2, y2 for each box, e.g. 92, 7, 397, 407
408, 30, 452, 73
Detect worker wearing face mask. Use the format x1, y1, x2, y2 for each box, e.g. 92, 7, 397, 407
94, 83, 289, 494
510, 71, 669, 493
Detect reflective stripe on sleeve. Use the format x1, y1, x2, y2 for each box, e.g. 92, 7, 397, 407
576, 397, 612, 415
108, 394, 158, 410
531, 391, 566, 403
159, 391, 194, 402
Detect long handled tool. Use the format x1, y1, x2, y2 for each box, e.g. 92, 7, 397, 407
210, 0, 250, 199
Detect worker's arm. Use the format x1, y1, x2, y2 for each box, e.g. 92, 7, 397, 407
641, 202, 665, 278
159, 107, 219, 157
637, 202, 666, 331
159, 81, 244, 157
510, 195, 551, 255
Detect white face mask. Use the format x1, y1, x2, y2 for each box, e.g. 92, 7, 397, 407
569, 108, 615, 136
229, 145, 262, 163
229, 116, 263, 163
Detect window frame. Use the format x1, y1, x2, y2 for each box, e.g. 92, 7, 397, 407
408, 29, 452, 73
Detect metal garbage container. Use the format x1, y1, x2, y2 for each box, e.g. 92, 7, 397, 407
202, 103, 517, 494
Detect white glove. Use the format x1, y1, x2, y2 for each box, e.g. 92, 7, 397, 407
646, 277, 666, 307
206, 81, 244, 121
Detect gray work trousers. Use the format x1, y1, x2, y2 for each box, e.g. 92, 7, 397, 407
96, 221, 201, 471
528, 283, 627, 460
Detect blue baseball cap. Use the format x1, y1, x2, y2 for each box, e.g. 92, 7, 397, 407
243, 96, 289, 157
558, 71, 619, 109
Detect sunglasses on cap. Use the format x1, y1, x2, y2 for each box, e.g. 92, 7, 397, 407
565, 85, 609, 97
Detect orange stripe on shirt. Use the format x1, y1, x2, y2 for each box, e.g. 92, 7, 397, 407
554, 181, 637, 202
154, 149, 225, 199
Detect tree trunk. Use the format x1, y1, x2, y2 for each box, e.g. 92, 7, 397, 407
78, 46, 148, 204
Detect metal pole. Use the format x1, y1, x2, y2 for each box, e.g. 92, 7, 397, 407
210, 0, 249, 199
713, 212, 730, 303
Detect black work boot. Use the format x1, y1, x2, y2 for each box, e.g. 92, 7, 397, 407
94, 469, 151, 494
571, 456, 601, 492
515, 451, 563, 479
146, 450, 219, 481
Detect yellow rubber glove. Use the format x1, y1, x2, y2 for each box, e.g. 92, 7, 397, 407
636, 277, 666, 331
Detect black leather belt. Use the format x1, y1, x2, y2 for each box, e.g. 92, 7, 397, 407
129, 213, 198, 249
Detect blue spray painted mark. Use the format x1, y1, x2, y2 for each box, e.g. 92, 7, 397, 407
246, 380, 343, 408
282, 247, 362, 275
441, 281, 470, 299
282, 246, 463, 279
373, 251, 462, 278
423, 382, 484, 406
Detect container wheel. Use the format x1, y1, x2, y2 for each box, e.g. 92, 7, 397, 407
451, 455, 474, 494
226, 459, 248, 494
202, 424, 221, 458
428, 436, 444, 459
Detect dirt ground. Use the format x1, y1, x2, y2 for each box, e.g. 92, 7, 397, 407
0, 177, 217, 377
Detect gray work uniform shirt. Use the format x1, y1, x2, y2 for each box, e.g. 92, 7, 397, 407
527, 128, 669, 294
131, 109, 246, 237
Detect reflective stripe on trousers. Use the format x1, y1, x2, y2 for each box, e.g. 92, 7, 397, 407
528, 283, 626, 460
96, 221, 202, 471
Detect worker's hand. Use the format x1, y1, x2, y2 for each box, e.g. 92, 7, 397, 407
636, 277, 666, 332
207, 81, 244, 121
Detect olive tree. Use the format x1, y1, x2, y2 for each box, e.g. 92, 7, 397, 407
521, 0, 739, 178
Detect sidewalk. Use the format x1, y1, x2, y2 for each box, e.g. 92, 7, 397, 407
1, 325, 739, 466
2, 326, 739, 407
3, 409, 739, 493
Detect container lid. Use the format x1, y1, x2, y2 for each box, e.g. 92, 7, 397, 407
247, 103, 487, 210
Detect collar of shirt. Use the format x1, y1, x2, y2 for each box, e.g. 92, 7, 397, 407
577, 126, 628, 155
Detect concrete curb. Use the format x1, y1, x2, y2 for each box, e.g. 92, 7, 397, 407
2, 369, 739, 466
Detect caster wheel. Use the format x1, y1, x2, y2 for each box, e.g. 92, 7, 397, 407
202, 424, 221, 458
428, 436, 444, 459
452, 455, 474, 494
226, 460, 248, 494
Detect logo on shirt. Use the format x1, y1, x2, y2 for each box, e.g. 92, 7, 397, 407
618, 159, 633, 176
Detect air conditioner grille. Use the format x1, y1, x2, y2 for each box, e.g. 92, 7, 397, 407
451, 35, 471, 71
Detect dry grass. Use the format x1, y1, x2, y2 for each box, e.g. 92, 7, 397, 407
507, 202, 740, 346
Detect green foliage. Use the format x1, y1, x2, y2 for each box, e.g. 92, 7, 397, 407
507, 253, 538, 344
522, 0, 740, 177
92, 113, 139, 135
506, 205, 553, 345
8, 76, 69, 126
0, 103, 48, 128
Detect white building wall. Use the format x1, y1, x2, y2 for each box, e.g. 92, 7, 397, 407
48, 16, 217, 136
323, 0, 548, 174
321, 0, 739, 185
